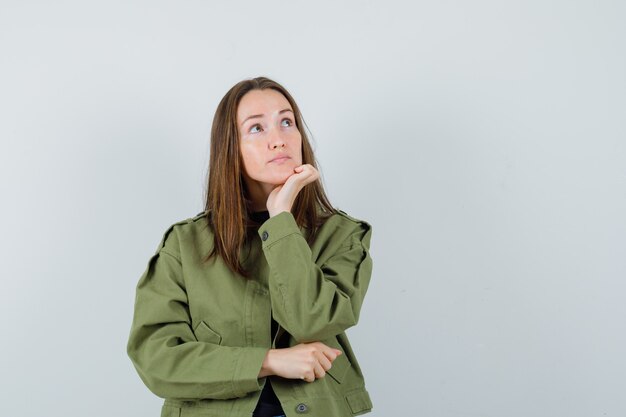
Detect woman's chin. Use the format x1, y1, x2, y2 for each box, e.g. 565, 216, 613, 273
268, 171, 295, 185
250, 168, 297, 186
269, 177, 290, 186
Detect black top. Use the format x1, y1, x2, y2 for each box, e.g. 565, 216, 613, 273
249, 210, 285, 417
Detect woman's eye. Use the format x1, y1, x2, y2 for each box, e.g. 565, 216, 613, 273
282, 118, 293, 127
250, 124, 261, 133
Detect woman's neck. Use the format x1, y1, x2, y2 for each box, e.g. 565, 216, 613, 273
243, 176, 274, 212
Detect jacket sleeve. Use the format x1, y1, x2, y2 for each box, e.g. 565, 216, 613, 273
126, 225, 269, 400
257, 211, 373, 343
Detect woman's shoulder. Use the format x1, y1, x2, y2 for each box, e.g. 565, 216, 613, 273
325, 208, 372, 230
153, 210, 212, 258
332, 208, 370, 225
318, 208, 373, 248
166, 210, 211, 232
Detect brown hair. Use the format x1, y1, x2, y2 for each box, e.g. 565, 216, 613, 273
202, 76, 337, 278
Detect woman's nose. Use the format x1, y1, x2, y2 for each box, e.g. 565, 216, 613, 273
268, 127, 286, 148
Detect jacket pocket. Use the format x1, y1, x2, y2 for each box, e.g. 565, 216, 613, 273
324, 337, 351, 384
193, 320, 222, 345
345, 388, 373, 414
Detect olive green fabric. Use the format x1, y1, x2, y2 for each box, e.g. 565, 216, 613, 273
126, 209, 374, 417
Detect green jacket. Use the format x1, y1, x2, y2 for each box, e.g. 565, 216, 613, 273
126, 209, 374, 417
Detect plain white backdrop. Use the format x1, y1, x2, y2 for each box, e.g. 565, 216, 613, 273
1, 1, 625, 416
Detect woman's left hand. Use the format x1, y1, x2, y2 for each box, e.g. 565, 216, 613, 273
267, 164, 319, 217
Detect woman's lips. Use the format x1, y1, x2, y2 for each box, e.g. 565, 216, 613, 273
269, 157, 290, 164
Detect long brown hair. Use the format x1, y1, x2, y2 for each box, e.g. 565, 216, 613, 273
203, 76, 337, 279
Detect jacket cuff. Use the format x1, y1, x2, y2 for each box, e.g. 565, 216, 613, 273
257, 211, 302, 248
232, 346, 269, 397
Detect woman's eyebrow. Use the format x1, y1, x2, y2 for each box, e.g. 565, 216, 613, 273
241, 108, 293, 126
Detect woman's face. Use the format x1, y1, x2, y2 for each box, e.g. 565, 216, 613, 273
237, 89, 303, 188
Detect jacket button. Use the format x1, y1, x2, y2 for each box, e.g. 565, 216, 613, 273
261, 231, 269, 241
295, 403, 308, 413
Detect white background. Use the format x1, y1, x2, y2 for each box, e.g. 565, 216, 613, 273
1, 1, 625, 416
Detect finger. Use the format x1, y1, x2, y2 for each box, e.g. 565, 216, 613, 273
303, 166, 319, 181
322, 347, 342, 361
304, 173, 318, 185
293, 168, 310, 178
293, 169, 318, 186
320, 348, 338, 363
313, 360, 326, 379
314, 350, 332, 371
282, 171, 314, 191
303, 370, 314, 382
295, 164, 316, 175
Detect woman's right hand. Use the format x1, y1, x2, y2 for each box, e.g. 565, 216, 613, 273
259, 341, 342, 382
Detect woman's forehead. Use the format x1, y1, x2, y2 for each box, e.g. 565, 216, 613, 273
237, 89, 292, 122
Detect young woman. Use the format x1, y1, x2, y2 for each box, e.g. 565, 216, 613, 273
126, 76, 374, 417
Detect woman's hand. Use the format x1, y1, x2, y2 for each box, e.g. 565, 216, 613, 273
258, 341, 342, 382
267, 164, 320, 217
